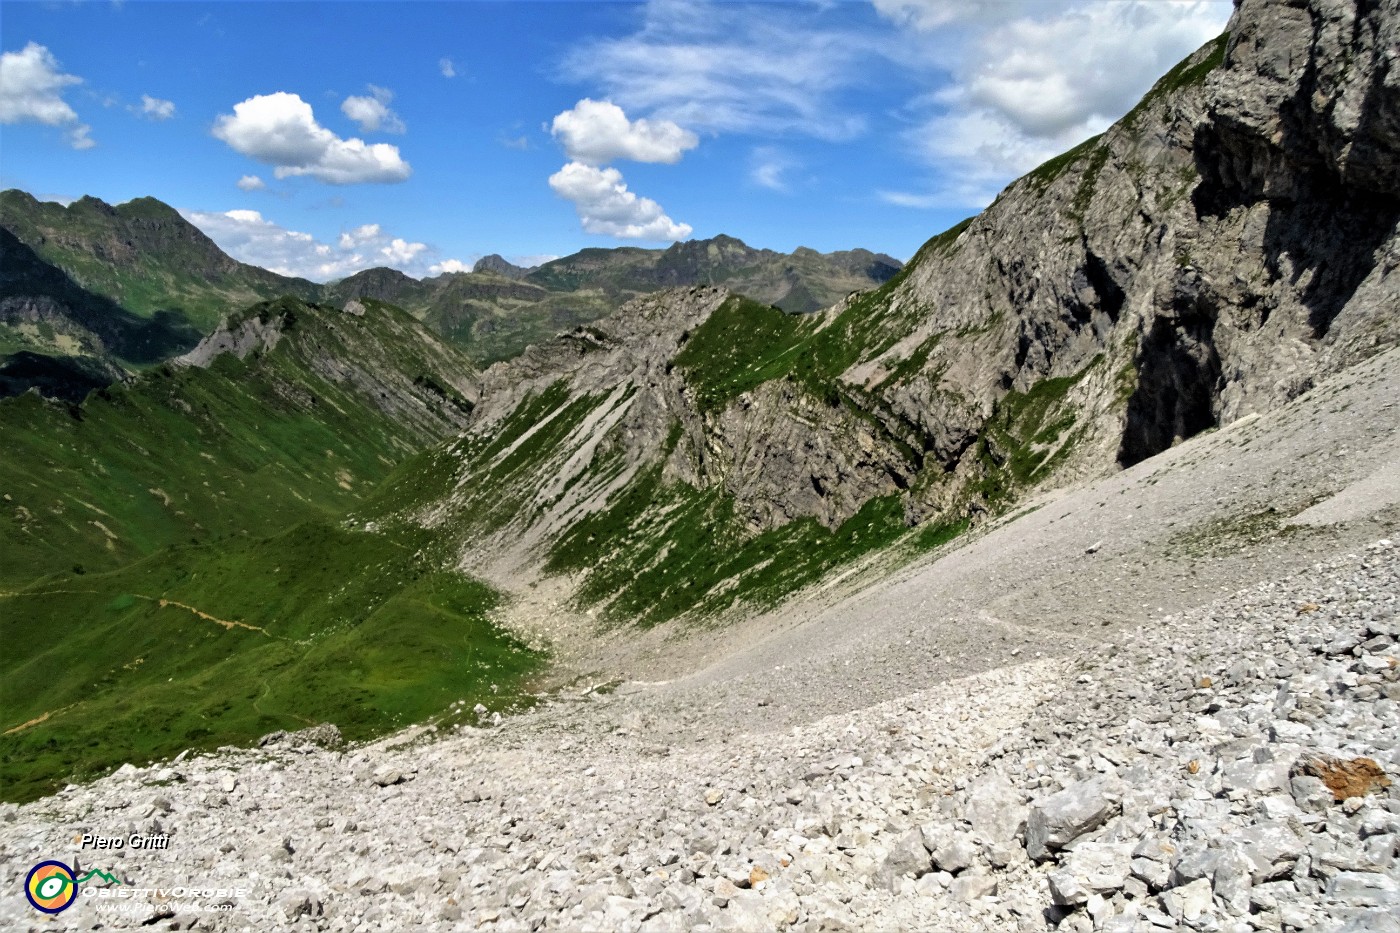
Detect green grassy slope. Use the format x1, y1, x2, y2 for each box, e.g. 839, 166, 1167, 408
0, 520, 539, 803
0, 296, 541, 803
1, 297, 473, 585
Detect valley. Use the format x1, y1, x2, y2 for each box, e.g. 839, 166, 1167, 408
0, 0, 1397, 928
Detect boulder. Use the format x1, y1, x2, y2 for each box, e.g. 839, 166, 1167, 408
1025, 778, 1119, 861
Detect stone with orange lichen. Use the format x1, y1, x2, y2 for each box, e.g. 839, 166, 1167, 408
1292, 755, 1392, 801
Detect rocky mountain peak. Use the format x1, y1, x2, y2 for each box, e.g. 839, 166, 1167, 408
332, 266, 419, 300
658, 234, 761, 268
69, 194, 118, 216
472, 254, 532, 278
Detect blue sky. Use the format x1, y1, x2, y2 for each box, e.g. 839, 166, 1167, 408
1, 1, 1231, 281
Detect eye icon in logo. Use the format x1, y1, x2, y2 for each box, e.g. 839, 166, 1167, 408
25, 860, 78, 914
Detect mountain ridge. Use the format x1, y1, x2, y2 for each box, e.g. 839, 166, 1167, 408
1, 189, 904, 382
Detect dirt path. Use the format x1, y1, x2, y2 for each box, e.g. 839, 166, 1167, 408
2, 705, 74, 736
132, 595, 275, 637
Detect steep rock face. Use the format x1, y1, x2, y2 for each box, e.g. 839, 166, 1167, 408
1188, 0, 1400, 405
844, 0, 1397, 481
176, 309, 287, 365
701, 380, 913, 532
462, 287, 913, 542
471, 288, 725, 423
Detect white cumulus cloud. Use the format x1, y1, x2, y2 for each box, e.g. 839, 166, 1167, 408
338, 223, 381, 249
551, 98, 697, 165
548, 161, 691, 241
0, 42, 94, 149
380, 237, 426, 264
184, 208, 449, 281
212, 92, 411, 185
68, 123, 95, 150
439, 57, 456, 78
138, 94, 175, 120
428, 258, 472, 276
341, 85, 404, 134
960, 1, 1229, 140
236, 174, 266, 192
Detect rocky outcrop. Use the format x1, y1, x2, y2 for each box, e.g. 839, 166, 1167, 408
457, 286, 915, 553
800, 0, 1397, 481
177, 297, 479, 444
699, 381, 913, 532
176, 309, 287, 366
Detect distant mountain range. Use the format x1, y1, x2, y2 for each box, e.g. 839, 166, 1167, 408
0, 188, 900, 397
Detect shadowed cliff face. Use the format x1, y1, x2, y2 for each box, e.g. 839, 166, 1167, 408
1113, 0, 1400, 465
1117, 284, 1222, 468
0, 228, 203, 393
1191, 0, 1400, 340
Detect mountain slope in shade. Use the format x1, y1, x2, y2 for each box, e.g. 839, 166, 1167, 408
0, 190, 317, 334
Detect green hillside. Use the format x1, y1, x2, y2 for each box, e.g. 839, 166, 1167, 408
0, 519, 539, 803
1, 296, 473, 584
0, 190, 317, 334
0, 296, 540, 803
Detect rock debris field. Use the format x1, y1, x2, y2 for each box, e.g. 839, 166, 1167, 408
4, 354, 1399, 932
2, 538, 1397, 932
